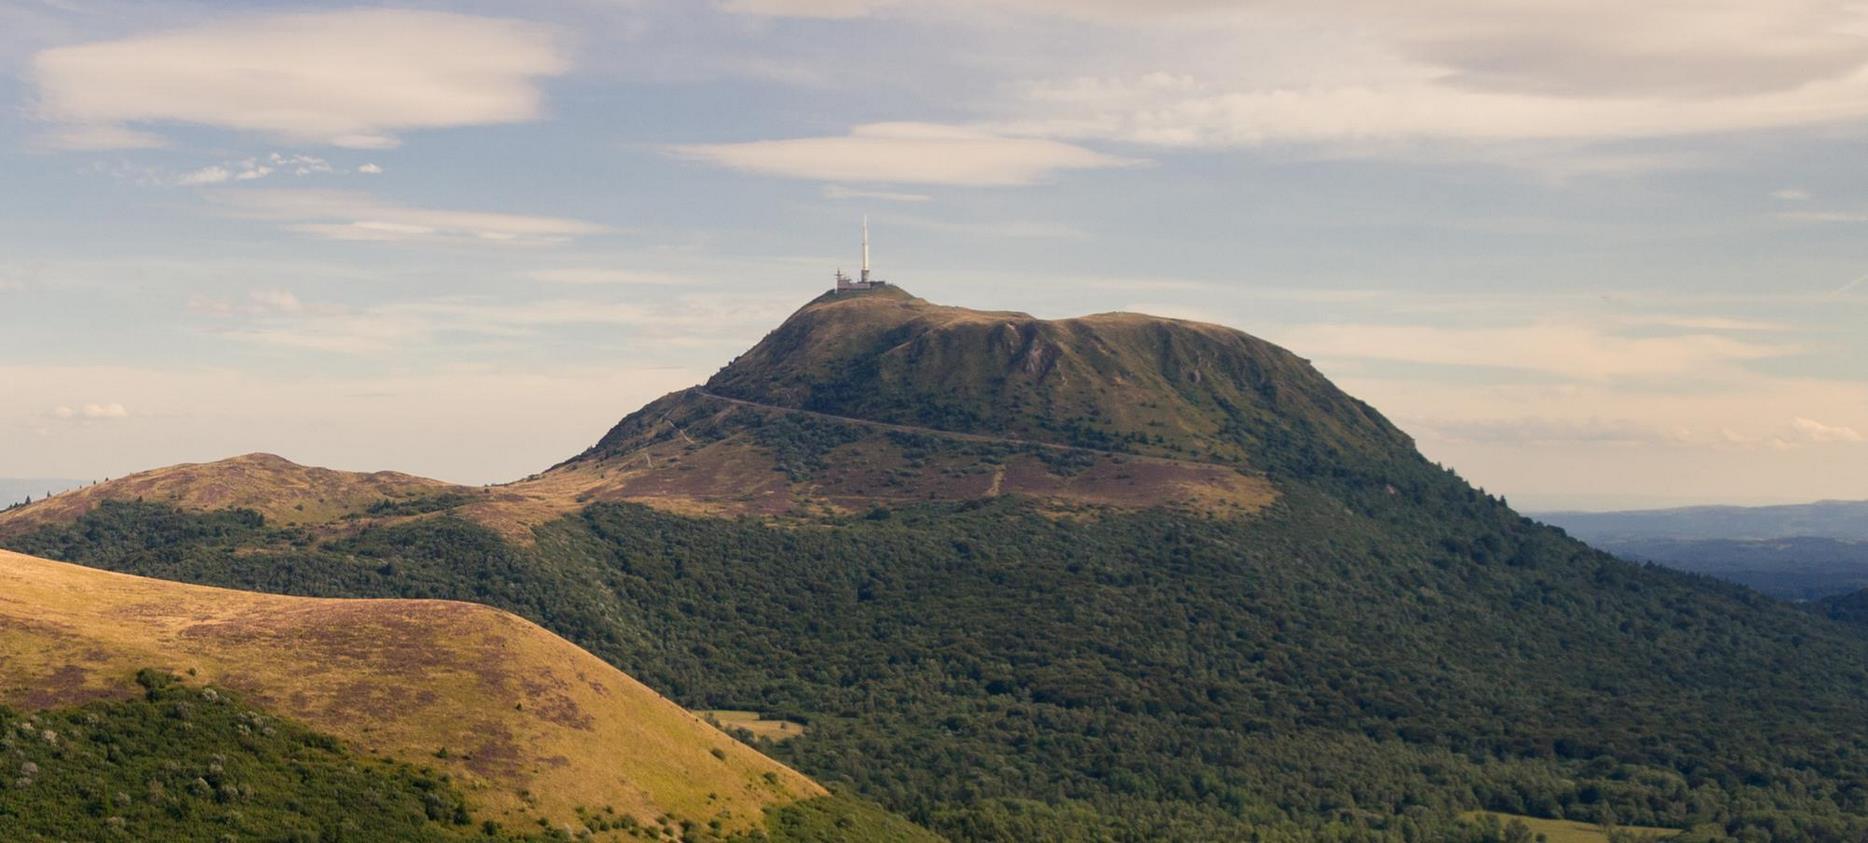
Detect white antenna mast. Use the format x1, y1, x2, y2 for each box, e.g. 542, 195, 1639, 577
860, 215, 870, 285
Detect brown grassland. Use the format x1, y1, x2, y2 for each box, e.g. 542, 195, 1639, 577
0, 548, 824, 835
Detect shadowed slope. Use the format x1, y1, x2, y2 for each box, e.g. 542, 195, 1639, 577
0, 548, 825, 836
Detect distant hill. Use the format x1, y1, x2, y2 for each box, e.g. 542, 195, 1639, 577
1536, 501, 1868, 600
1535, 499, 1868, 543
12, 286, 1868, 840
0, 453, 463, 534
0, 548, 940, 841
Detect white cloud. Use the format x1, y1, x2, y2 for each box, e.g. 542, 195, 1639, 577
176, 166, 230, 186
823, 185, 932, 202
1792, 416, 1865, 443
734, 1, 1868, 152
37, 124, 167, 151
206, 189, 610, 246
1774, 188, 1813, 201
1279, 321, 1798, 380
358, 163, 384, 175
268, 153, 335, 176
51, 402, 129, 421
671, 122, 1142, 186
1780, 210, 1868, 223
30, 10, 566, 149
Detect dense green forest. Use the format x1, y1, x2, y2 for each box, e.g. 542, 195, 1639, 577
0, 670, 494, 842
18, 477, 1868, 841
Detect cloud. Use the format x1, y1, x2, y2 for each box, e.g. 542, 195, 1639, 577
1417, 416, 1682, 446
1773, 188, 1813, 201
30, 9, 566, 149
51, 403, 129, 421
189, 289, 306, 318
718, 0, 885, 18
671, 122, 1142, 186
1791, 416, 1865, 443
823, 185, 932, 202
191, 289, 799, 356
1279, 321, 1799, 380
268, 153, 335, 176
177, 166, 231, 186
739, 1, 1868, 152
37, 125, 167, 151
1779, 210, 1868, 223
528, 269, 695, 285
358, 163, 384, 175
1618, 315, 1792, 332
206, 190, 610, 246
894, 215, 1087, 239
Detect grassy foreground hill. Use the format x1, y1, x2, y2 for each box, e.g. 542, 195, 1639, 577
0, 548, 935, 841
10, 288, 1868, 840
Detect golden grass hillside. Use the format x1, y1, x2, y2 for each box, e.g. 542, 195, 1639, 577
0, 548, 825, 836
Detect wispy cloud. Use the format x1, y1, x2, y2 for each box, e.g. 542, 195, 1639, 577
206, 189, 610, 246
528, 269, 696, 285
823, 185, 933, 202
30, 9, 566, 149
1281, 321, 1799, 380
1617, 315, 1792, 332
194, 291, 797, 356
893, 215, 1088, 239
1792, 416, 1865, 444
717, 0, 885, 18
1779, 210, 1868, 224
672, 122, 1142, 186
723, 2, 1868, 158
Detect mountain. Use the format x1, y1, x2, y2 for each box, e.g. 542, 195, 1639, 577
1537, 501, 1868, 600
11, 287, 1868, 840
0, 547, 932, 841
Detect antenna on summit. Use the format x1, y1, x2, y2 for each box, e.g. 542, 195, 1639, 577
833, 217, 888, 294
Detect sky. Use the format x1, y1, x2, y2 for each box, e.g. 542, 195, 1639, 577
1, 0, 1866, 511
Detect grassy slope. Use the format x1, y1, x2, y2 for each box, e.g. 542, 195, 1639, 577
0, 452, 461, 533
0, 548, 824, 837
